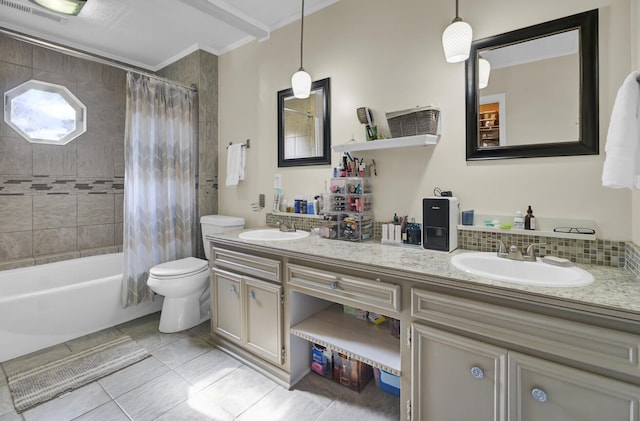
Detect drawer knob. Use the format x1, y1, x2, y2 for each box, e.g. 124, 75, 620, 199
329, 281, 339, 290
249, 290, 256, 300
531, 388, 548, 403
470, 366, 484, 379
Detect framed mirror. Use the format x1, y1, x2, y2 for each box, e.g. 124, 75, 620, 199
465, 9, 598, 160
278, 78, 331, 167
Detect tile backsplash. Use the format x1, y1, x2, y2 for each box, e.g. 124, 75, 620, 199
265, 213, 629, 270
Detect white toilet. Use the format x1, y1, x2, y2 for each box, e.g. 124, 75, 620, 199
147, 215, 245, 333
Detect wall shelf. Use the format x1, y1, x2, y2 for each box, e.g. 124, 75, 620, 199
332, 134, 439, 153
290, 304, 401, 376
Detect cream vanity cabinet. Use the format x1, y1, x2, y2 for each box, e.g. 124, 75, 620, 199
411, 288, 640, 421
211, 247, 284, 367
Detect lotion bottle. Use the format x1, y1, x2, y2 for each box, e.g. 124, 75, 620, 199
525, 205, 536, 230
514, 211, 525, 229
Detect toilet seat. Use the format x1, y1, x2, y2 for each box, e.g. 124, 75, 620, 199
149, 257, 208, 279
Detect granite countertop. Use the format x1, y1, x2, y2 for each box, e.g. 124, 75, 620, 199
209, 228, 640, 322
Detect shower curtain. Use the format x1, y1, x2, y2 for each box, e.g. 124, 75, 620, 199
122, 73, 198, 307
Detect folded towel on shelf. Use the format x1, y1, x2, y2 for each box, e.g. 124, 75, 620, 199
602, 71, 640, 189
225, 144, 245, 187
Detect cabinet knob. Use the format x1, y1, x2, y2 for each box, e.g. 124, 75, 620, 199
531, 388, 548, 403
470, 366, 484, 380
249, 290, 256, 300
329, 281, 338, 290
230, 286, 238, 295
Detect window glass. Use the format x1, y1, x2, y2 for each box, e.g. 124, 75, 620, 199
4, 79, 86, 145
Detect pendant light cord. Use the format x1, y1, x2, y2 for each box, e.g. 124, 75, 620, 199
299, 0, 305, 71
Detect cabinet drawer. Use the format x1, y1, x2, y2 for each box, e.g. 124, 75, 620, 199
287, 263, 400, 314
411, 288, 640, 379
212, 247, 281, 283
509, 352, 640, 421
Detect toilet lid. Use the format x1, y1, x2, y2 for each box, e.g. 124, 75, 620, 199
150, 257, 208, 278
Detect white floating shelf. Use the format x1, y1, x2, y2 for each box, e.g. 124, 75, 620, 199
332, 134, 439, 153
290, 305, 401, 376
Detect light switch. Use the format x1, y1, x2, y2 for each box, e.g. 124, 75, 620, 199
273, 173, 282, 189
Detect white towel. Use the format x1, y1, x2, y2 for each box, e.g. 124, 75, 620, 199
225, 144, 245, 187
602, 71, 640, 189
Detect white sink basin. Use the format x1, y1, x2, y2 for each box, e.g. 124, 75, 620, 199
450, 252, 594, 287
238, 229, 310, 241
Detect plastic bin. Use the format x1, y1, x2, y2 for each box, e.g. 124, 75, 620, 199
379, 370, 400, 396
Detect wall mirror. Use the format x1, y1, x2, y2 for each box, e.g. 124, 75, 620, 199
277, 78, 331, 167
4, 79, 87, 145
465, 9, 598, 160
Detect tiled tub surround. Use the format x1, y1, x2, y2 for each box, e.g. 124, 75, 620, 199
0, 176, 124, 271
265, 212, 628, 269
211, 229, 640, 321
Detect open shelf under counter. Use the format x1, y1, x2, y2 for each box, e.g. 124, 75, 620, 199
290, 304, 401, 376
331, 134, 439, 153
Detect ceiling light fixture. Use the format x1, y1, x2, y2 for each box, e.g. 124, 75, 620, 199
478, 57, 491, 89
28, 0, 86, 15
291, 0, 311, 99
442, 0, 472, 63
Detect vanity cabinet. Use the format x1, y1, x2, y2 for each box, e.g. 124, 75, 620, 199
211, 247, 284, 368
411, 288, 640, 421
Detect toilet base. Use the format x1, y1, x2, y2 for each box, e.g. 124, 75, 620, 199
158, 292, 209, 333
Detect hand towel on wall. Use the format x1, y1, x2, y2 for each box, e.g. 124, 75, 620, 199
225, 144, 245, 187
602, 71, 640, 189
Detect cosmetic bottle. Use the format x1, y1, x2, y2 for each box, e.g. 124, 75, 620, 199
513, 211, 525, 229
525, 205, 536, 230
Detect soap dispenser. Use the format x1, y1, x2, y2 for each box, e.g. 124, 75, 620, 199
525, 205, 536, 230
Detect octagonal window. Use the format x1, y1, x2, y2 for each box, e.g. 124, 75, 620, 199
4, 79, 87, 145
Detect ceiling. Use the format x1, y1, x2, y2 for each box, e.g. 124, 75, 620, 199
0, 0, 340, 71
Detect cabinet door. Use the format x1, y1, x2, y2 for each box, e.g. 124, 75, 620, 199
212, 270, 242, 343
508, 352, 640, 421
243, 277, 283, 366
412, 323, 507, 421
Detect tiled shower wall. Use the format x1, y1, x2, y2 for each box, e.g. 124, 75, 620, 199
0, 36, 219, 270
0, 34, 127, 270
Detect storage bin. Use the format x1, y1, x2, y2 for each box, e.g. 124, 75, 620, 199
311, 343, 332, 379
332, 352, 373, 392
379, 370, 400, 396
386, 106, 440, 138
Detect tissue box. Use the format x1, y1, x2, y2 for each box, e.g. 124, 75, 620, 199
332, 352, 373, 392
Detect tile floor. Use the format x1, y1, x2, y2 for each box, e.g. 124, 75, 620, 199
0, 313, 400, 420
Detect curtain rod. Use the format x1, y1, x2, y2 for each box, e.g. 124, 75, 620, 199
0, 27, 197, 92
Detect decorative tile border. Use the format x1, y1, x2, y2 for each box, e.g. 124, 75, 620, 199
0, 176, 123, 195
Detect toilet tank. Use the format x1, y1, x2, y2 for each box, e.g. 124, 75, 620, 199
200, 215, 245, 260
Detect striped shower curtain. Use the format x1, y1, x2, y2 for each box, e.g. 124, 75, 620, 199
122, 73, 198, 307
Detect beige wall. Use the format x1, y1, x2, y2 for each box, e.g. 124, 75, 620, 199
633, 0, 640, 244
219, 0, 633, 240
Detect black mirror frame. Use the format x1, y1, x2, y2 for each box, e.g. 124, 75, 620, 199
277, 78, 331, 167
465, 9, 599, 160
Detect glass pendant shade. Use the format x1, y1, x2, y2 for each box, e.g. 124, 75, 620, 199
28, 0, 87, 15
442, 19, 473, 63
478, 57, 491, 89
291, 69, 312, 99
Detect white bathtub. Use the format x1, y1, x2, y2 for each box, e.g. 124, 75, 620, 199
0, 253, 163, 362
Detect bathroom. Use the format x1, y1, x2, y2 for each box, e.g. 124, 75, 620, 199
0, 0, 639, 419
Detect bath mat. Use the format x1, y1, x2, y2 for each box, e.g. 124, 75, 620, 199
8, 335, 149, 413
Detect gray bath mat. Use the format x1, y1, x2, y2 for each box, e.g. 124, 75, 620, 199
8, 335, 149, 413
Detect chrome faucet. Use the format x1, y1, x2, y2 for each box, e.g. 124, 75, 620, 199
490, 238, 545, 262
276, 221, 296, 232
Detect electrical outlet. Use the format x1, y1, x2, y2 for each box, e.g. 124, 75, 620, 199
273, 173, 282, 189
259, 194, 265, 208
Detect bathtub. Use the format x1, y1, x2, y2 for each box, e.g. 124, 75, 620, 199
0, 253, 163, 362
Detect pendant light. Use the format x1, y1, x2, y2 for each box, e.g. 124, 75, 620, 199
442, 0, 472, 63
28, 0, 87, 15
291, 0, 311, 99
478, 56, 491, 89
